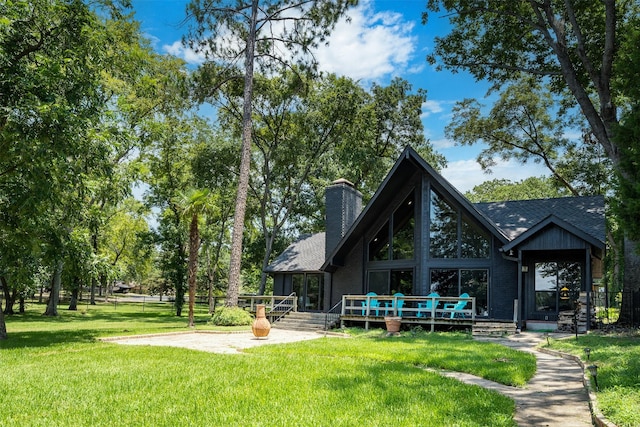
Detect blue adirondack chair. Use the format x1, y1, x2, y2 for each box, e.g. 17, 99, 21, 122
385, 293, 405, 317
444, 293, 470, 318
361, 292, 380, 316
417, 292, 439, 318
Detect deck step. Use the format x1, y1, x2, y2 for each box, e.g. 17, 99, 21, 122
271, 312, 336, 331
472, 321, 517, 337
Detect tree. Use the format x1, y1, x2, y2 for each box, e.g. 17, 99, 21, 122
332, 77, 446, 198
424, 0, 639, 323
219, 71, 364, 295
176, 189, 215, 328
465, 177, 571, 203
185, 0, 356, 307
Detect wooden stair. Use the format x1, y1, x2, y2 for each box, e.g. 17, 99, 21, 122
472, 321, 517, 337
271, 312, 336, 332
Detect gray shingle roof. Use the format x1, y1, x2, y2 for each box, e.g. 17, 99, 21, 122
474, 195, 606, 244
264, 232, 325, 273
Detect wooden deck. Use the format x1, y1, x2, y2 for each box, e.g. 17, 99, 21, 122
341, 294, 477, 332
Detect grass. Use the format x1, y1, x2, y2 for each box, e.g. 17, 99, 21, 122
0, 303, 536, 426
544, 332, 640, 427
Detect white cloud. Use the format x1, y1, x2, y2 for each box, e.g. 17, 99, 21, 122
431, 138, 456, 150
314, 1, 417, 81
162, 41, 206, 65
421, 99, 444, 118
441, 158, 550, 194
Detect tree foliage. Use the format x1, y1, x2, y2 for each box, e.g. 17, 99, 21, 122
184, 0, 357, 307
424, 0, 640, 322
465, 177, 571, 203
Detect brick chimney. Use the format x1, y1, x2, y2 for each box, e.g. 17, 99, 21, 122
325, 179, 362, 258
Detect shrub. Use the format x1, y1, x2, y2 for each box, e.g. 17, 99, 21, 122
211, 306, 253, 326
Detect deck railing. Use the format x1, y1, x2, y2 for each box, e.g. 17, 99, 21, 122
341, 294, 476, 331
211, 294, 297, 315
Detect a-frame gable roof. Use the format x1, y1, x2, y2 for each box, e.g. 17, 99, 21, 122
501, 214, 605, 253
475, 196, 606, 247
322, 146, 509, 270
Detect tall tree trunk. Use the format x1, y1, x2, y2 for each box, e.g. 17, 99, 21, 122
68, 285, 79, 311
44, 260, 63, 316
187, 213, 200, 328
0, 301, 6, 340
1, 276, 14, 315
619, 238, 640, 325
90, 232, 98, 305
90, 277, 97, 305
206, 245, 216, 313
258, 232, 276, 295
19, 297, 25, 314
0, 276, 7, 340
226, 0, 258, 308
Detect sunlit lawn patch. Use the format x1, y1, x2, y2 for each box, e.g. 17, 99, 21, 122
0, 304, 535, 426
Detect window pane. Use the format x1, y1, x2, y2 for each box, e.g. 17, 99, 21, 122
368, 271, 389, 294
535, 262, 557, 312
558, 262, 581, 311
307, 275, 323, 311
369, 222, 390, 261
391, 270, 413, 295
292, 274, 305, 308
430, 269, 458, 296
393, 194, 415, 260
430, 190, 458, 258
461, 218, 490, 258
461, 269, 488, 315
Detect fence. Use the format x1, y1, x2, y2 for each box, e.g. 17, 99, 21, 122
591, 289, 640, 327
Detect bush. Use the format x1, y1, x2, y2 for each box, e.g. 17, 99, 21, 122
211, 306, 254, 326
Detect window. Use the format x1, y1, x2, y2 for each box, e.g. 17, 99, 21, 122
292, 273, 324, 311
429, 191, 457, 258
430, 268, 488, 315
369, 221, 390, 261
368, 192, 415, 261
535, 262, 582, 312
461, 270, 488, 315
393, 195, 414, 260
430, 190, 490, 259
368, 270, 413, 295
461, 217, 490, 258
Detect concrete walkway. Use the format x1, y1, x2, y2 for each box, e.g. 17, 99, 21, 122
441, 333, 594, 427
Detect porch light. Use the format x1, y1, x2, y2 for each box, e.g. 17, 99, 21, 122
587, 364, 599, 391
560, 286, 570, 300
584, 347, 591, 360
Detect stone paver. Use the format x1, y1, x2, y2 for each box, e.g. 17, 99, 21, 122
106, 328, 336, 354
443, 333, 594, 427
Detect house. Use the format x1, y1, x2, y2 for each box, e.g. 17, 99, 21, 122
265, 147, 605, 330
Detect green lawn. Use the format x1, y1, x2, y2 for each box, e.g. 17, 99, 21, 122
1, 303, 536, 426
545, 332, 640, 427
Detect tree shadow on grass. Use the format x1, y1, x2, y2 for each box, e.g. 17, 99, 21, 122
0, 328, 99, 350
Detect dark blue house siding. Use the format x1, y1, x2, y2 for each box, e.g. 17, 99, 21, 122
328, 239, 364, 308
490, 244, 518, 320
519, 225, 590, 251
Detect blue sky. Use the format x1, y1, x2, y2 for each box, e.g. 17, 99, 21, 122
131, 0, 549, 193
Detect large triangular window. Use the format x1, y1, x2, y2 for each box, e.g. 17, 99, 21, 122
368, 193, 415, 261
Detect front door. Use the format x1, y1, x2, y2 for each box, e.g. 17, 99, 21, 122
292, 273, 323, 312
528, 261, 582, 321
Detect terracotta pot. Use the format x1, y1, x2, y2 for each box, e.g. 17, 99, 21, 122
252, 304, 271, 338
385, 316, 401, 333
